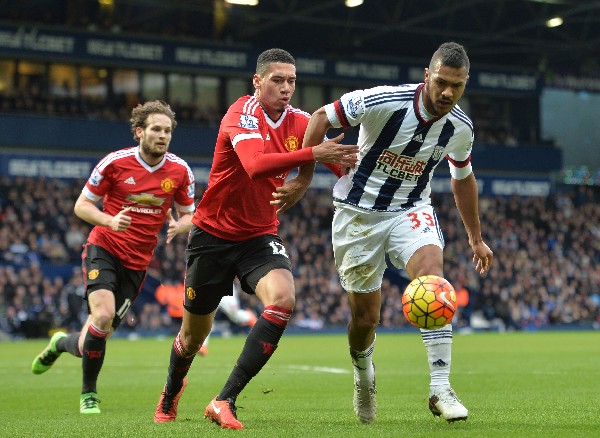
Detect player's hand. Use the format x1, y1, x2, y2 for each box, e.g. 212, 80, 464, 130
472, 241, 493, 275
109, 206, 133, 232
312, 134, 359, 168
165, 208, 178, 244
271, 178, 310, 214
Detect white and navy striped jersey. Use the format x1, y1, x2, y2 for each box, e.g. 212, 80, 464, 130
325, 83, 473, 212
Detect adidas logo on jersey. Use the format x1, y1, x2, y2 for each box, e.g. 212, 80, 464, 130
266, 134, 271, 141
412, 133, 425, 143
124, 176, 136, 185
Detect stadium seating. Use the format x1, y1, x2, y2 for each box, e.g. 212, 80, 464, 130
0, 177, 598, 338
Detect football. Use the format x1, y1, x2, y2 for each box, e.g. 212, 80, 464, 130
402, 275, 456, 329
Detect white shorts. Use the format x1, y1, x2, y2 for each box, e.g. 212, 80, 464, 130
332, 203, 444, 293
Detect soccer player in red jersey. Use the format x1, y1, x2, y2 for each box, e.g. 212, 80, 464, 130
31, 101, 196, 414
153, 48, 359, 429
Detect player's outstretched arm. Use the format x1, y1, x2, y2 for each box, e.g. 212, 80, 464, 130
451, 173, 493, 275
237, 138, 357, 180
271, 162, 315, 215
306, 108, 358, 168
311, 133, 357, 168
236, 107, 358, 180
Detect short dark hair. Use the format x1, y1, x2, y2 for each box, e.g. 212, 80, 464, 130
430, 42, 470, 72
130, 100, 177, 142
256, 48, 295, 76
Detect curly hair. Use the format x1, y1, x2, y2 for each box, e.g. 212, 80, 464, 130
130, 100, 177, 142
256, 48, 295, 77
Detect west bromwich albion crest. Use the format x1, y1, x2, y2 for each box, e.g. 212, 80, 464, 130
431, 145, 445, 161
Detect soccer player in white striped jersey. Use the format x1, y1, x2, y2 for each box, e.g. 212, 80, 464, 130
297, 42, 493, 423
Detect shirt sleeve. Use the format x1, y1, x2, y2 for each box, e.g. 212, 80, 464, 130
82, 154, 114, 201
324, 89, 366, 129
321, 163, 344, 178
224, 104, 315, 179
235, 139, 315, 179
446, 130, 474, 180
174, 161, 196, 213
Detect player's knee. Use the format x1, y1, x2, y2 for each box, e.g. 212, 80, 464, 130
407, 246, 443, 278
352, 311, 379, 332
179, 327, 206, 352
271, 291, 295, 310
92, 311, 115, 331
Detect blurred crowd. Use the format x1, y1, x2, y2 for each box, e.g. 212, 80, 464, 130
0, 176, 598, 339
0, 87, 223, 127
0, 86, 537, 148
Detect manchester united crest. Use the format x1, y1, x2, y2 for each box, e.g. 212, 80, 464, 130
161, 178, 175, 193
88, 269, 100, 280
186, 286, 196, 300
284, 136, 299, 152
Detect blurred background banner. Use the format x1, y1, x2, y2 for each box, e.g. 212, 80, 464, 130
0, 23, 542, 91
0, 150, 554, 196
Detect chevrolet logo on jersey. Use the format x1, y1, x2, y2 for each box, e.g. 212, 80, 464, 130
126, 193, 166, 206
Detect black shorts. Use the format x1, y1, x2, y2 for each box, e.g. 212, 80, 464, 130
184, 225, 292, 315
82, 243, 146, 330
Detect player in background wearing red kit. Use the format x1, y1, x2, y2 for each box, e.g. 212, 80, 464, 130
153, 48, 358, 429
31, 101, 196, 414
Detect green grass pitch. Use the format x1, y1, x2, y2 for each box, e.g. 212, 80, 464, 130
1, 331, 598, 437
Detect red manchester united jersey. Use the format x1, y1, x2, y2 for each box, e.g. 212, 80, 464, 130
193, 95, 314, 241
83, 146, 195, 270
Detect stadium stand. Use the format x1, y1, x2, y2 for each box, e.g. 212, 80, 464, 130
0, 177, 598, 339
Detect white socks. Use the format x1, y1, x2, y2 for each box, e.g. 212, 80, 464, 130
349, 326, 453, 393
421, 324, 453, 393
350, 336, 376, 382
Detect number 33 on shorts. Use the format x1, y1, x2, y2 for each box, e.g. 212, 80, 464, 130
408, 211, 436, 230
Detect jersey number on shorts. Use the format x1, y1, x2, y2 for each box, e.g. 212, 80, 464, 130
269, 241, 289, 258
408, 212, 436, 230
116, 298, 132, 320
